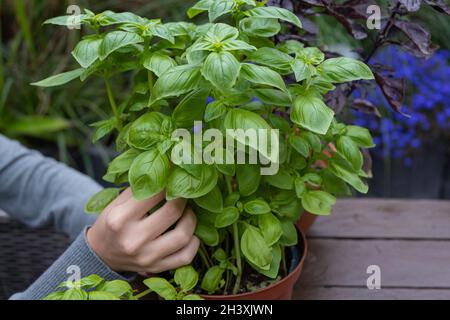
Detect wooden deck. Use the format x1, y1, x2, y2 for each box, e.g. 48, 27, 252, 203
293, 198, 450, 300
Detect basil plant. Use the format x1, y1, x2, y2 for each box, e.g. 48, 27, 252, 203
36, 0, 375, 299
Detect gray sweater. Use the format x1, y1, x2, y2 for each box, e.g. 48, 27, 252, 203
0, 134, 131, 300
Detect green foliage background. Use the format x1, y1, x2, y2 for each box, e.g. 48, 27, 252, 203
0, 0, 196, 175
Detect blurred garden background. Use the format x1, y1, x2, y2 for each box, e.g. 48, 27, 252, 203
0, 0, 449, 198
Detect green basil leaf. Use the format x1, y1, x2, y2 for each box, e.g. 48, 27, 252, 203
345, 125, 375, 148
128, 112, 172, 150
264, 168, 294, 190
289, 135, 310, 158
291, 59, 314, 82
187, 0, 215, 18
302, 172, 322, 185
279, 220, 298, 246
278, 40, 304, 55
245, 6, 302, 28
294, 177, 306, 198
221, 40, 257, 51
44, 14, 88, 27
195, 221, 220, 246
329, 162, 368, 194
301, 190, 336, 216
72, 37, 102, 68
204, 23, 239, 42
224, 192, 240, 207
174, 265, 199, 292
302, 132, 322, 152
236, 164, 260, 196
202, 51, 241, 89
167, 165, 218, 200
215, 206, 240, 228
253, 88, 292, 107
104, 149, 140, 179
85, 188, 120, 214
271, 190, 303, 221
43, 292, 65, 300
241, 63, 287, 92
268, 114, 291, 133
290, 152, 307, 170
239, 17, 281, 38
201, 266, 225, 294
143, 278, 177, 300
241, 226, 272, 270
336, 136, 363, 171
62, 288, 88, 300
224, 108, 275, 162
96, 280, 132, 297
244, 199, 271, 215
296, 47, 324, 65
78, 274, 105, 289
99, 31, 143, 60
212, 248, 227, 262
142, 52, 177, 77
249, 244, 281, 279
258, 213, 283, 246
31, 68, 84, 87
320, 57, 374, 83
291, 94, 334, 135
205, 100, 227, 122
173, 89, 209, 128
152, 65, 202, 101
194, 186, 223, 213
89, 291, 120, 300
247, 47, 293, 72
322, 170, 351, 196
90, 118, 116, 143
209, 0, 235, 22
129, 149, 170, 200
151, 24, 175, 44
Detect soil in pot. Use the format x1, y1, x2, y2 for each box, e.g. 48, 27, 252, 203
203, 227, 307, 300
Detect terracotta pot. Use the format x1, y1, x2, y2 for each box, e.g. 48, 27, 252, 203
297, 211, 317, 234
203, 228, 307, 300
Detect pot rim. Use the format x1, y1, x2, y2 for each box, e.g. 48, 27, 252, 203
201, 227, 307, 299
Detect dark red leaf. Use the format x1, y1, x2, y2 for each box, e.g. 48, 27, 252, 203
374, 72, 406, 115
352, 99, 382, 117
327, 9, 368, 39
325, 86, 347, 113
424, 0, 450, 15
391, 20, 438, 58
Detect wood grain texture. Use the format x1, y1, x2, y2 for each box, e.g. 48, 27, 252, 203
309, 199, 450, 239
298, 239, 450, 288
293, 286, 450, 300
293, 199, 450, 299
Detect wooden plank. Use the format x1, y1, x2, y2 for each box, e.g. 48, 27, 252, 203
293, 286, 450, 300
309, 199, 450, 239
297, 239, 450, 288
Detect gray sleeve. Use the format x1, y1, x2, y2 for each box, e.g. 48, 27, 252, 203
0, 134, 100, 240
0, 135, 135, 299
10, 228, 135, 300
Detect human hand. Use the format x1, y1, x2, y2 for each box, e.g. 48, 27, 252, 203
86, 188, 199, 273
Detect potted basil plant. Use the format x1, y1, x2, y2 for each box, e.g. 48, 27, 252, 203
35, 0, 375, 300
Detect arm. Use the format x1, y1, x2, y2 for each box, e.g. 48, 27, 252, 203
0, 134, 100, 239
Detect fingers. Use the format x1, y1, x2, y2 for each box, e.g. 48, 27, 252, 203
146, 236, 200, 273
138, 198, 187, 239
103, 188, 133, 213
109, 189, 166, 221
142, 208, 197, 257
